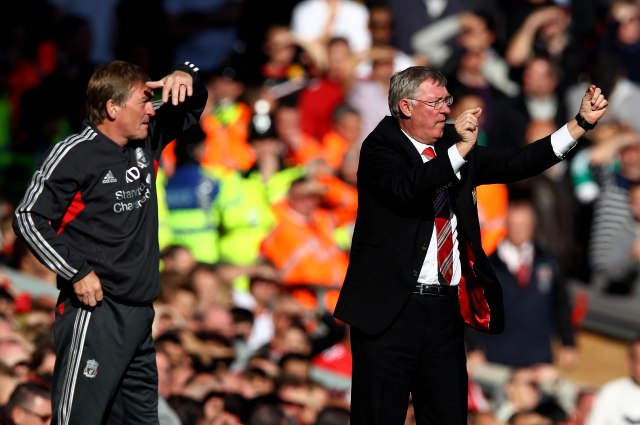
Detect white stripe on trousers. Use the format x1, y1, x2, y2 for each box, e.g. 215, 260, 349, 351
58, 308, 92, 425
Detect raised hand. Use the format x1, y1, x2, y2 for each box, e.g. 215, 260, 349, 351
146, 70, 193, 105
579, 84, 608, 126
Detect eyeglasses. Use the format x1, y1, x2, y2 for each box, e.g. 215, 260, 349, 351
408, 96, 453, 110
19, 405, 51, 423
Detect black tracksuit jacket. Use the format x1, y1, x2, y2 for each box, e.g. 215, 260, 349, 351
13, 62, 207, 304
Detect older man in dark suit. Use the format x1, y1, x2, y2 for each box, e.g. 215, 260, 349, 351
333, 66, 608, 425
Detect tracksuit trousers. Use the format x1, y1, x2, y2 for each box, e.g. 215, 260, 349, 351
51, 293, 158, 425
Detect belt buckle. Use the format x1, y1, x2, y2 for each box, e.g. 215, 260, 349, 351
416, 283, 433, 296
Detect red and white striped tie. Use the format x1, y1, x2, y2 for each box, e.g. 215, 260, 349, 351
423, 146, 454, 284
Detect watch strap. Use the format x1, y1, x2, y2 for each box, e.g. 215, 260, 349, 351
575, 113, 596, 131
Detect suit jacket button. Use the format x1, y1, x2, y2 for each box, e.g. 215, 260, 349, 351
421, 244, 428, 251
412, 270, 418, 277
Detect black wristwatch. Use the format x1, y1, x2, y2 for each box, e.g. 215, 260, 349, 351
575, 113, 597, 131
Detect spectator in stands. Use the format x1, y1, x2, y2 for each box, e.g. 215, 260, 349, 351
298, 37, 350, 140
260, 176, 349, 311
167, 285, 199, 329
199, 58, 254, 171
388, 0, 468, 58
348, 45, 397, 146
473, 199, 577, 370
494, 368, 546, 423
0, 330, 34, 380
487, 55, 567, 150
191, 263, 234, 312
352, 5, 418, 82
597, 0, 640, 85
568, 119, 640, 280
164, 124, 227, 265
234, 264, 283, 354
260, 24, 326, 100
592, 183, 640, 298
315, 103, 362, 172
156, 351, 182, 425
242, 368, 277, 400
589, 139, 640, 289
585, 337, 640, 425
278, 377, 331, 425
161, 245, 197, 277
166, 395, 205, 425
200, 305, 236, 342
239, 104, 301, 203
2, 381, 51, 425
412, 9, 519, 99
505, 4, 587, 91
280, 352, 313, 382
254, 294, 345, 365
568, 120, 639, 208
290, 0, 371, 55
230, 306, 255, 367
273, 97, 323, 168
0, 363, 20, 409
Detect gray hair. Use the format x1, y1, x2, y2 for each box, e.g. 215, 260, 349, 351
388, 66, 447, 118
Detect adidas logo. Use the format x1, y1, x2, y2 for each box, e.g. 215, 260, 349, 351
102, 170, 117, 184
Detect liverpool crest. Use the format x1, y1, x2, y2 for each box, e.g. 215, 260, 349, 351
83, 359, 99, 378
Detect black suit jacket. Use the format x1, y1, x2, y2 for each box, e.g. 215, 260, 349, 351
333, 116, 562, 336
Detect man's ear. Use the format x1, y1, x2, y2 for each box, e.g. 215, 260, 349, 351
399, 99, 413, 118
106, 100, 118, 120
12, 407, 26, 423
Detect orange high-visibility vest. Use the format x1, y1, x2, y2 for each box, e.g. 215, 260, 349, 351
287, 133, 322, 166
318, 130, 349, 171
260, 200, 349, 310
477, 183, 508, 255
200, 104, 255, 171
316, 173, 358, 227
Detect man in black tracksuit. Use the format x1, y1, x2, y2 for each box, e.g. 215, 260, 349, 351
13, 60, 207, 424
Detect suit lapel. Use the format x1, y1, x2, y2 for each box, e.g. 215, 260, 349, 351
379, 116, 424, 166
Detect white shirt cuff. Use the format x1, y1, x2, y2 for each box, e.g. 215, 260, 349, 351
448, 144, 466, 177
551, 124, 578, 159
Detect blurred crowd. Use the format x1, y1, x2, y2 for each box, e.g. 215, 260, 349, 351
2, 0, 640, 424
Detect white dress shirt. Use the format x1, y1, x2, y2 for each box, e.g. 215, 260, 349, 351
402, 124, 577, 286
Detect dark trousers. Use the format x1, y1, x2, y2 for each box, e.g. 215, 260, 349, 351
51, 294, 158, 425
349, 287, 468, 425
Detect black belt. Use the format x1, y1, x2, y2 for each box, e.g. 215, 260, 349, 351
413, 283, 457, 296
